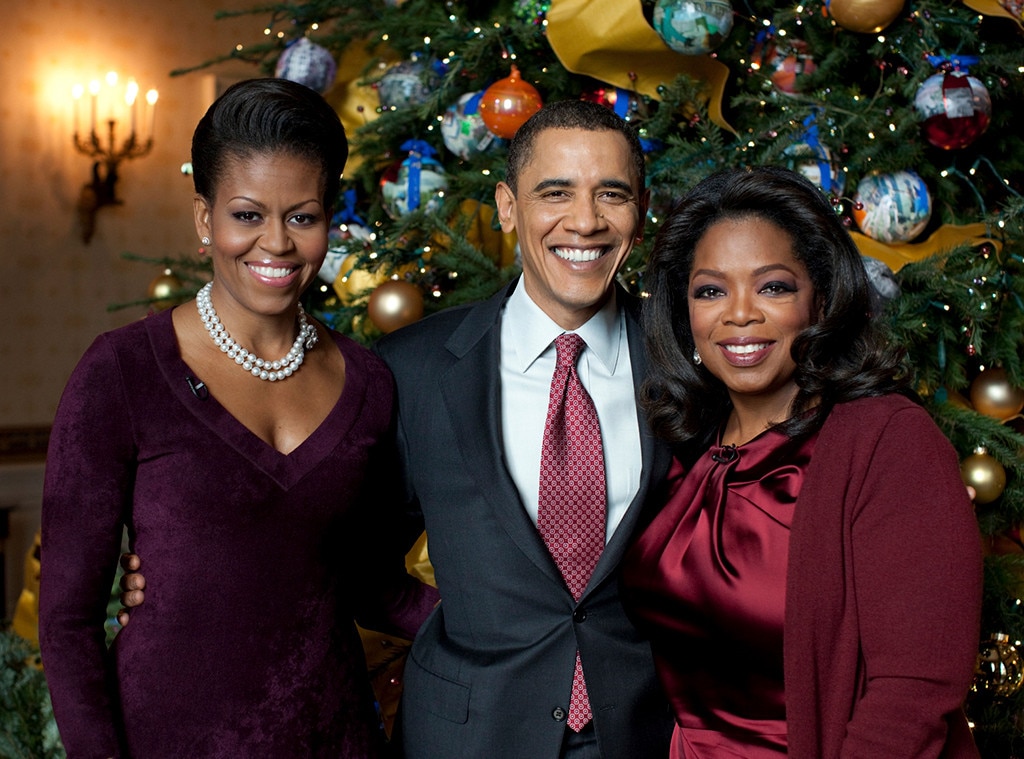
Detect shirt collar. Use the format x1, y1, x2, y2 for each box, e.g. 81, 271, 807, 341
504, 278, 622, 374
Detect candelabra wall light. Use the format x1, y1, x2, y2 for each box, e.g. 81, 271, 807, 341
72, 71, 158, 243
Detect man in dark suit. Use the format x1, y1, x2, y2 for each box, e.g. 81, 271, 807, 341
374, 99, 673, 759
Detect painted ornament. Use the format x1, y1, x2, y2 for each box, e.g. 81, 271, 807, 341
652, 0, 734, 55
479, 66, 543, 139
783, 129, 845, 196
914, 71, 992, 150
275, 37, 338, 93
380, 142, 448, 218
852, 170, 932, 244
377, 59, 439, 111
441, 91, 503, 160
755, 38, 817, 94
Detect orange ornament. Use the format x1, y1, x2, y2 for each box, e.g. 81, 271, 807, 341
478, 65, 543, 139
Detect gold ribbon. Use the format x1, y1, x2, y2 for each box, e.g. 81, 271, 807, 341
545, 0, 733, 133
962, 0, 1023, 29
851, 222, 1001, 272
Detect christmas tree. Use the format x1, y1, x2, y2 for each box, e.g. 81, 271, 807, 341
138, 0, 1024, 753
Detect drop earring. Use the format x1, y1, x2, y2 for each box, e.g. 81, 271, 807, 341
692, 348, 702, 366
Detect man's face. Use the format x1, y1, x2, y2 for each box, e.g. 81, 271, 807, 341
495, 128, 647, 330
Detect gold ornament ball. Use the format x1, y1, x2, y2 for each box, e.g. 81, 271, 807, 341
147, 271, 182, 311
826, 0, 904, 33
367, 280, 424, 334
960, 448, 1007, 505
970, 367, 1024, 421
974, 633, 1024, 698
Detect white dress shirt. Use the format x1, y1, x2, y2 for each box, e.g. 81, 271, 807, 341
500, 279, 642, 543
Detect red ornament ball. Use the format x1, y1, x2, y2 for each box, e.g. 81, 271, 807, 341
478, 65, 543, 139
913, 71, 992, 150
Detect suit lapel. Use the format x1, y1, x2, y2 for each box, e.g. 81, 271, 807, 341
439, 282, 564, 582
584, 294, 672, 597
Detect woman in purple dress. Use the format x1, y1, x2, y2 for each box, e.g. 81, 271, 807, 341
621, 167, 982, 758
39, 78, 438, 758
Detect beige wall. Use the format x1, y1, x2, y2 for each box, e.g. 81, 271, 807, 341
0, 0, 270, 619
0, 0, 262, 429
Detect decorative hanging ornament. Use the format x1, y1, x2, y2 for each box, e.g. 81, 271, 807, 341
377, 59, 440, 111
752, 36, 817, 94
913, 61, 992, 150
380, 140, 448, 219
368, 279, 425, 334
783, 115, 845, 196
321, 190, 375, 287
441, 91, 503, 160
970, 367, 1024, 420
513, 0, 551, 24
651, 0, 734, 55
852, 170, 932, 244
825, 0, 904, 33
147, 270, 183, 311
274, 38, 338, 94
478, 65, 543, 139
960, 446, 1007, 505
974, 633, 1024, 698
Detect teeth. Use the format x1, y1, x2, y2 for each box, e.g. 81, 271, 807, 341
250, 265, 293, 278
553, 247, 604, 263
724, 343, 769, 355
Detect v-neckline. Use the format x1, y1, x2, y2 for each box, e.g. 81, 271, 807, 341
145, 308, 366, 490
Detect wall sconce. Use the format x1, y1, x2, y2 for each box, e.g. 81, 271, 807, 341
72, 71, 158, 243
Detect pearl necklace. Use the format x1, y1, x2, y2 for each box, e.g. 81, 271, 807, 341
196, 282, 318, 382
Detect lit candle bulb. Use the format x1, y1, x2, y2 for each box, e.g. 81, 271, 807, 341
71, 83, 84, 137
145, 89, 159, 142
125, 79, 139, 139
88, 79, 101, 136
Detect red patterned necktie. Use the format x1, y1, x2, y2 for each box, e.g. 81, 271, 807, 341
537, 332, 607, 732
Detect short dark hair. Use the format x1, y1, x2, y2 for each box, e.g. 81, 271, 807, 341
191, 78, 348, 211
503, 99, 646, 195
641, 165, 906, 455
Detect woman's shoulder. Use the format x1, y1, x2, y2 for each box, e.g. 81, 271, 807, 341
327, 327, 393, 385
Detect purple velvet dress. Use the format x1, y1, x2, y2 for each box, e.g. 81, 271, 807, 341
40, 307, 437, 759
622, 428, 817, 758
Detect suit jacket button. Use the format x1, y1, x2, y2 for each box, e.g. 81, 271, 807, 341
573, 608, 587, 623
552, 707, 567, 721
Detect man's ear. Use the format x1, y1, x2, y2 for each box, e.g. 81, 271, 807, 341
494, 182, 516, 233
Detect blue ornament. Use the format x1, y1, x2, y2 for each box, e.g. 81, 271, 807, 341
652, 0, 734, 56
853, 171, 932, 244
441, 91, 503, 160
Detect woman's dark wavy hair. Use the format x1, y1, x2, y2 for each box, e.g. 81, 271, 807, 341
191, 78, 348, 211
641, 165, 908, 457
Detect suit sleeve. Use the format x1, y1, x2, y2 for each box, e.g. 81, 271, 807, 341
842, 405, 982, 758
39, 335, 135, 758
343, 358, 438, 640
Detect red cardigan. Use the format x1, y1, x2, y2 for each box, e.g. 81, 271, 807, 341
785, 394, 982, 758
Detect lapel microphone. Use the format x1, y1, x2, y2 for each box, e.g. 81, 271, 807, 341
185, 376, 209, 400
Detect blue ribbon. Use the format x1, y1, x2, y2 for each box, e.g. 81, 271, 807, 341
613, 88, 630, 119
926, 53, 980, 73
464, 90, 484, 116
400, 140, 438, 212
332, 189, 365, 226
799, 112, 834, 193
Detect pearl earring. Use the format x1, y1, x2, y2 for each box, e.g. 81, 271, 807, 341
201, 237, 211, 246
692, 348, 702, 366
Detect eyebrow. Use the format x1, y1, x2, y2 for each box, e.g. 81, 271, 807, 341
530, 178, 635, 194
692, 263, 799, 278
